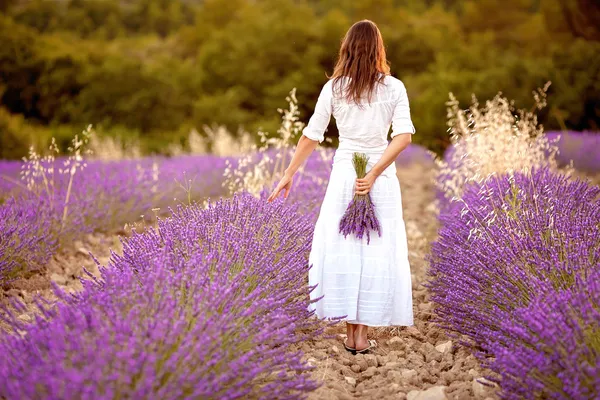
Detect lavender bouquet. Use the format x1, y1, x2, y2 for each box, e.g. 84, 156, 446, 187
339, 152, 382, 244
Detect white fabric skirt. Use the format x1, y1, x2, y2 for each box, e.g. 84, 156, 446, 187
308, 151, 414, 327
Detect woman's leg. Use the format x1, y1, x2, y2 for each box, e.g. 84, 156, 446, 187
353, 324, 369, 351
346, 322, 357, 348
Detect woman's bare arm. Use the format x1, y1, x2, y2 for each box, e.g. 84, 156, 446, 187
355, 133, 413, 195
283, 135, 319, 177
367, 133, 412, 178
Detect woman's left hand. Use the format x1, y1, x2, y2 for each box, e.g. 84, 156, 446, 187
355, 172, 377, 195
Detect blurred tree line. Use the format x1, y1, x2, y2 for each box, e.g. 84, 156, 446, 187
0, 0, 599, 158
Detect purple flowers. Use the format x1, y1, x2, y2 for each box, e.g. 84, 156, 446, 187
489, 269, 600, 399
0, 155, 232, 285
545, 131, 600, 173
0, 193, 328, 398
0, 194, 57, 284
338, 152, 382, 244
426, 165, 600, 398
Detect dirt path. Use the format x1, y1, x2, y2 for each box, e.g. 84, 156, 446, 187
302, 162, 500, 400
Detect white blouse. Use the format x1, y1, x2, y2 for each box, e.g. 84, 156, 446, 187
302, 75, 416, 151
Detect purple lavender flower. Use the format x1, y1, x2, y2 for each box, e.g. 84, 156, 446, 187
338, 152, 382, 244
0, 193, 58, 284
425, 165, 600, 399
0, 193, 332, 398
0, 154, 233, 286
488, 268, 600, 399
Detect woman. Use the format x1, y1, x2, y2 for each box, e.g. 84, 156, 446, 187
267, 20, 415, 354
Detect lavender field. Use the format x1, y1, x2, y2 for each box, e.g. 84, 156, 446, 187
1, 98, 599, 399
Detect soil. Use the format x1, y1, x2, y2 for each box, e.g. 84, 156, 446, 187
1, 161, 501, 400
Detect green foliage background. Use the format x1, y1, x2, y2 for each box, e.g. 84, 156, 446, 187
0, 0, 599, 158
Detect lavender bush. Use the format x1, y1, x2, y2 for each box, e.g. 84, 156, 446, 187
0, 194, 57, 285
0, 152, 233, 285
0, 193, 329, 399
488, 268, 600, 399
338, 152, 382, 244
426, 166, 600, 398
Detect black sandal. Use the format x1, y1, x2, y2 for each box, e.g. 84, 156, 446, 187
343, 338, 356, 355
354, 339, 377, 354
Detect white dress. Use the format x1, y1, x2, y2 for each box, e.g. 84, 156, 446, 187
303, 75, 415, 327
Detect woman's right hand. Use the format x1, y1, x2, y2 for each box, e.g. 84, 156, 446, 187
355, 171, 377, 195
267, 173, 294, 202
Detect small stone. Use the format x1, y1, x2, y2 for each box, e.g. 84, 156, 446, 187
473, 377, 497, 398
313, 350, 328, 360
331, 345, 340, 354
306, 357, 317, 367
344, 376, 356, 386
357, 360, 369, 372
331, 362, 344, 372
468, 368, 478, 377
435, 340, 452, 354
406, 352, 425, 367
384, 361, 400, 370
401, 368, 418, 381
425, 349, 443, 363
365, 354, 378, 367
362, 366, 377, 378
76, 247, 89, 256
387, 370, 403, 383
405, 326, 422, 337
420, 342, 435, 354
418, 302, 432, 311
340, 357, 352, 366
351, 364, 361, 373
407, 385, 448, 400
340, 366, 356, 378
388, 336, 403, 345
50, 273, 67, 285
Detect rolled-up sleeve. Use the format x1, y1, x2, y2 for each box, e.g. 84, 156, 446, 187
390, 82, 416, 138
302, 80, 333, 143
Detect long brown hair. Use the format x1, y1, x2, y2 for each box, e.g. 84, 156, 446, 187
328, 20, 391, 106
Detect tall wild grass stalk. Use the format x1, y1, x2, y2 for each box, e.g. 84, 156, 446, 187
223, 88, 333, 199
435, 82, 573, 215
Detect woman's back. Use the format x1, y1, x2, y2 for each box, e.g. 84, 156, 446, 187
302, 75, 416, 153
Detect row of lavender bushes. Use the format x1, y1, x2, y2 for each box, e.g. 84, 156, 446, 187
0, 193, 333, 398
427, 91, 600, 399
0, 152, 231, 286
0, 91, 338, 398
0, 90, 331, 286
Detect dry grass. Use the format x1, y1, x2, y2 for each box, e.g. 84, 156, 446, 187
434, 83, 573, 209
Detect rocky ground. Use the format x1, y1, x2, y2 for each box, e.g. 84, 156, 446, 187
0, 160, 503, 399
